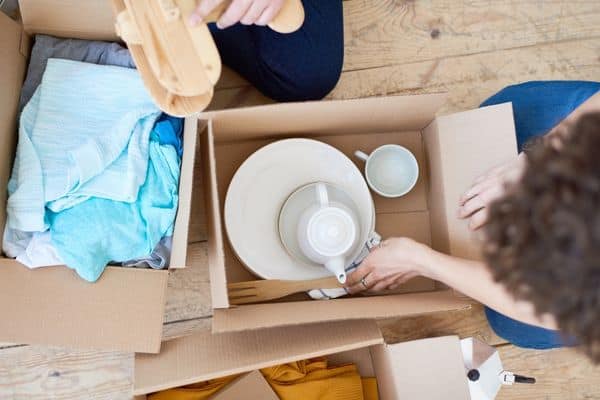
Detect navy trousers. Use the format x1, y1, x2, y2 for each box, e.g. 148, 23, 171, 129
209, 0, 344, 102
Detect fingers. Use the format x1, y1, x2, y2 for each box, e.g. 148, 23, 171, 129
217, 0, 253, 29
256, 1, 283, 25
190, 0, 225, 25
457, 193, 486, 218
240, 0, 269, 25
459, 180, 505, 219
386, 272, 419, 291
468, 208, 489, 231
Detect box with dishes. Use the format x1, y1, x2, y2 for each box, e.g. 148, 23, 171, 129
133, 320, 530, 400
199, 94, 518, 333
0, 0, 304, 352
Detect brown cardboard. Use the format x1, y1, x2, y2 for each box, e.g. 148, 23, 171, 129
373, 336, 471, 400
200, 95, 517, 333
0, 0, 197, 353
19, 0, 117, 40
211, 371, 278, 400
134, 320, 383, 395
134, 321, 472, 400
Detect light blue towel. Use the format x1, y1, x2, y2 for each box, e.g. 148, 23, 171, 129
49, 137, 180, 282
7, 58, 161, 232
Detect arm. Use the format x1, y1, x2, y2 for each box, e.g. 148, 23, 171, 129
421, 249, 558, 330
344, 237, 558, 330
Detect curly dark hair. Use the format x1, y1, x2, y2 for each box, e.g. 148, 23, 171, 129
483, 112, 600, 362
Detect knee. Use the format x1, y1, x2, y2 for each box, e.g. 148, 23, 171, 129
480, 81, 545, 107
258, 54, 343, 102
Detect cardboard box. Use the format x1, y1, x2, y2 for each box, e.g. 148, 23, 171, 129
199, 94, 517, 333
0, 1, 197, 353
134, 320, 473, 400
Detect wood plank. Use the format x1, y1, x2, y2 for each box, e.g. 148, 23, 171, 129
0, 346, 132, 400
162, 317, 213, 342
342, 0, 600, 71
496, 345, 600, 399
330, 37, 600, 114
378, 303, 506, 346
164, 242, 212, 324
212, 37, 600, 115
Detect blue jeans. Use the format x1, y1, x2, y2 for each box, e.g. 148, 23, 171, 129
480, 80, 600, 349
209, 1, 343, 102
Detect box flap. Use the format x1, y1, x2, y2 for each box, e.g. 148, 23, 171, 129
201, 121, 229, 308
0, 261, 168, 353
374, 336, 471, 400
212, 290, 471, 333
169, 117, 198, 268
19, 0, 117, 40
202, 94, 447, 143
424, 103, 518, 259
212, 371, 278, 400
134, 320, 382, 395
0, 12, 26, 239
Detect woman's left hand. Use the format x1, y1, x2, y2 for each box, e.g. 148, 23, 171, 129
190, 0, 285, 29
345, 238, 433, 294
458, 153, 527, 230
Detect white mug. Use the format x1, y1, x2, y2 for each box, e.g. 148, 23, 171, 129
355, 144, 419, 198
296, 182, 357, 284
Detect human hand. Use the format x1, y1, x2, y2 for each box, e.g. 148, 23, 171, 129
190, 0, 285, 29
344, 238, 433, 294
458, 153, 527, 230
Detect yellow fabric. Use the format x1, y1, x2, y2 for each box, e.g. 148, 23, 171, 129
148, 357, 377, 400
260, 357, 364, 400
361, 378, 379, 400
147, 375, 237, 400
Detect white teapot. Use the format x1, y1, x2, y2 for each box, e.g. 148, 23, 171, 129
296, 182, 359, 284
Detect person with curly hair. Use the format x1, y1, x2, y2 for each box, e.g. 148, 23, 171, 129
345, 81, 600, 361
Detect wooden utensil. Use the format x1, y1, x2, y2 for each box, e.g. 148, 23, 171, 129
228, 276, 344, 305
111, 0, 305, 116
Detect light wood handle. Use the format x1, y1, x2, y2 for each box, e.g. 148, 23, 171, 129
281, 276, 344, 293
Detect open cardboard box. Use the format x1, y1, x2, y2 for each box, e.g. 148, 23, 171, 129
200, 94, 518, 333
134, 320, 475, 400
0, 0, 197, 353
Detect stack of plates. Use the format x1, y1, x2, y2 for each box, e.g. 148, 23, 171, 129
225, 139, 375, 280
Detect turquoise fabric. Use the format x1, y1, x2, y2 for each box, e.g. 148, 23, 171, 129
49, 137, 180, 282
7, 58, 161, 232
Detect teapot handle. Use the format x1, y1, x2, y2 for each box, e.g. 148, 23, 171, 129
316, 182, 329, 208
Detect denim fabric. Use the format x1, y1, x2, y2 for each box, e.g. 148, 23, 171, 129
480, 80, 600, 349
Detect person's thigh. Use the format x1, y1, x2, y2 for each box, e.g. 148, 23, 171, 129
481, 81, 600, 151
210, 0, 344, 102
480, 80, 600, 349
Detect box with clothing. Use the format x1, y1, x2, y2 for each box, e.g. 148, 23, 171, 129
0, 0, 197, 353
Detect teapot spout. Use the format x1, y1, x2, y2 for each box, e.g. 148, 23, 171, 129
325, 258, 347, 284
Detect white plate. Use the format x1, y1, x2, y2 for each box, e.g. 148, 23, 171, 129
225, 139, 374, 280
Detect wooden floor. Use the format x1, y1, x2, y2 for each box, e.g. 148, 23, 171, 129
2, 1, 600, 399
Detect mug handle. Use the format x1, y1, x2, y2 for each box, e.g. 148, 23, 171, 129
316, 182, 329, 207
354, 150, 369, 162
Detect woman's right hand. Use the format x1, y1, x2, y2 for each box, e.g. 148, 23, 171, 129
344, 238, 434, 294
